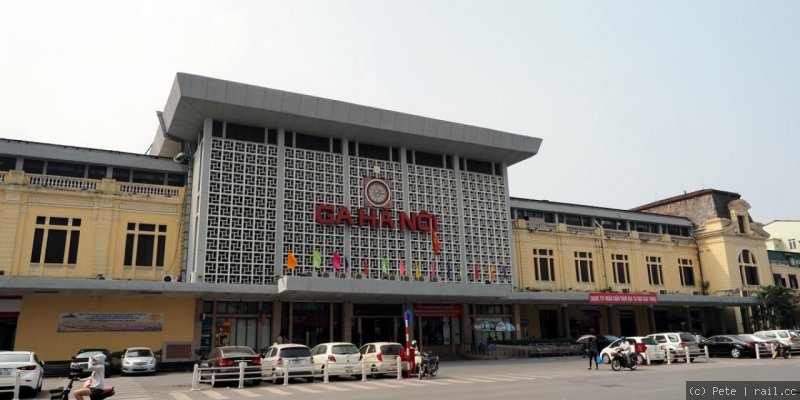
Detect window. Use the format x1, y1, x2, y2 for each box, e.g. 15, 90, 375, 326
30, 216, 81, 264
789, 275, 798, 289
132, 170, 165, 185
112, 168, 131, 182
358, 143, 390, 161
737, 215, 746, 234
612, 254, 630, 284
23, 159, 44, 174
414, 151, 444, 168
533, 249, 555, 281
46, 161, 85, 178
574, 251, 594, 283
738, 250, 759, 286
789, 239, 797, 251
123, 223, 167, 267
87, 165, 107, 179
226, 123, 264, 143
773, 274, 784, 287
0, 156, 16, 171
465, 159, 493, 175
646, 256, 663, 286
678, 259, 695, 286
295, 132, 330, 152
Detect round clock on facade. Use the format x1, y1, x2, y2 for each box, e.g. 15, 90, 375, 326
364, 178, 392, 208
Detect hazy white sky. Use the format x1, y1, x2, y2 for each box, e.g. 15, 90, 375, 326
2, 0, 798, 223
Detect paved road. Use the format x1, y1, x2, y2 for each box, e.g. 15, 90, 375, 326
26, 355, 798, 400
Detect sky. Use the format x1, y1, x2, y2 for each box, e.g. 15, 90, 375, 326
2, 0, 798, 223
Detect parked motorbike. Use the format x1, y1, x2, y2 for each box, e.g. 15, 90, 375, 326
610, 348, 638, 371
49, 367, 115, 400
417, 351, 439, 379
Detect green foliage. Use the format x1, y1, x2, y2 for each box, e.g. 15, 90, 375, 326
751, 285, 797, 330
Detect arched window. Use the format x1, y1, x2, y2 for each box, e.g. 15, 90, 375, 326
739, 250, 759, 286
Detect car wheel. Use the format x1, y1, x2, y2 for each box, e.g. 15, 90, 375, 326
36, 374, 43, 392
602, 354, 611, 364
730, 348, 741, 358
250, 379, 262, 386
270, 370, 277, 384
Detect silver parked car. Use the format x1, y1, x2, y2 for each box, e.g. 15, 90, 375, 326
753, 330, 800, 352
121, 347, 157, 375
261, 344, 314, 384
647, 332, 702, 361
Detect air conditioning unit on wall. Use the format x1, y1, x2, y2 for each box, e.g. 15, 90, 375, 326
163, 275, 179, 283
621, 288, 630, 293
658, 289, 668, 295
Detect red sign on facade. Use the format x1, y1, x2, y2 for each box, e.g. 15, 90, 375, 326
315, 204, 438, 232
588, 292, 657, 305
411, 304, 462, 317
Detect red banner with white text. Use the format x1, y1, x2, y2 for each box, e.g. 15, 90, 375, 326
588, 292, 657, 305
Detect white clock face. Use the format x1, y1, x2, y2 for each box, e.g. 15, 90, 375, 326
365, 179, 391, 207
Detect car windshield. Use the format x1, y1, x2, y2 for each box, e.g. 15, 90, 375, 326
732, 335, 751, 342
332, 345, 358, 355
380, 344, 403, 355
0, 354, 29, 362
679, 333, 696, 342
280, 348, 311, 358
640, 337, 658, 345
777, 331, 789, 338
790, 331, 799, 338
127, 350, 153, 357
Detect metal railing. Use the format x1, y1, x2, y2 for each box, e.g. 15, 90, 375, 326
0, 370, 21, 400
191, 357, 405, 391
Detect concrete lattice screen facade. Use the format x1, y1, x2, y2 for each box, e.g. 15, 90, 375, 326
198, 131, 512, 285
203, 138, 278, 284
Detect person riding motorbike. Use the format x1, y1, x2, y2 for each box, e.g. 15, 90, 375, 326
618, 337, 632, 366
73, 353, 105, 400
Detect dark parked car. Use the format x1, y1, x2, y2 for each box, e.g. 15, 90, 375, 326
200, 346, 262, 386
595, 335, 620, 351
703, 335, 761, 358
69, 348, 121, 376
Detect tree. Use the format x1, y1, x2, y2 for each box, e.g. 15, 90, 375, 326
751, 285, 797, 330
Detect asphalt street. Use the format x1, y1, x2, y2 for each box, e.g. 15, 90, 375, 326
20, 355, 800, 400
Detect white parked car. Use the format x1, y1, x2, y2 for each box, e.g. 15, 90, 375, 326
0, 351, 44, 396
310, 342, 362, 378
121, 347, 157, 375
753, 330, 800, 352
261, 344, 314, 384
599, 336, 664, 364
647, 332, 702, 361
358, 342, 409, 376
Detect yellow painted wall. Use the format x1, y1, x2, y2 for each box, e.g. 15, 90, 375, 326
513, 221, 701, 295
0, 172, 185, 281
15, 295, 197, 361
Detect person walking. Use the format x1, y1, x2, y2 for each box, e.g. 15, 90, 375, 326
588, 338, 599, 370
